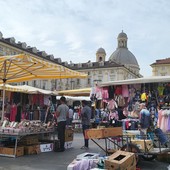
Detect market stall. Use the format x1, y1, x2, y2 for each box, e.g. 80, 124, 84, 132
68, 76, 170, 166
0, 54, 87, 158
0, 119, 54, 157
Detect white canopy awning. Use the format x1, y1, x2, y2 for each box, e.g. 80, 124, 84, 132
0, 84, 56, 95
99, 76, 170, 87
16, 85, 56, 95
56, 95, 90, 101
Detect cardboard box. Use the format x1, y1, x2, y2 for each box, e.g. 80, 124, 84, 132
85, 127, 123, 139
76, 152, 99, 160
103, 127, 123, 138
65, 141, 73, 149
157, 152, 170, 163
40, 143, 53, 152
0, 146, 24, 157
24, 145, 40, 155
131, 139, 153, 151
105, 150, 136, 170
85, 128, 104, 139
20, 135, 39, 145
65, 129, 74, 142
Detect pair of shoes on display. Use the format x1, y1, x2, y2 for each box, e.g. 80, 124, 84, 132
80, 146, 89, 150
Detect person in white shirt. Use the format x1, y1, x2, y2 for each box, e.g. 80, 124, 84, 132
67, 106, 74, 125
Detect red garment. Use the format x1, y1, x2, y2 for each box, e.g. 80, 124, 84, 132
10, 104, 17, 121
115, 85, 122, 95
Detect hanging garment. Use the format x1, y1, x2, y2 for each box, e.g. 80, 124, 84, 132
107, 99, 118, 111
108, 86, 115, 99
115, 85, 122, 95
154, 128, 168, 145
122, 85, 129, 97
102, 87, 109, 99
10, 104, 17, 122
115, 95, 125, 107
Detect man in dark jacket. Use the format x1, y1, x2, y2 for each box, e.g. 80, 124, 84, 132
81, 100, 91, 149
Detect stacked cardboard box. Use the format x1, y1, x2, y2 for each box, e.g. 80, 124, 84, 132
19, 135, 40, 155
131, 139, 153, 152
85, 127, 122, 139
0, 146, 24, 157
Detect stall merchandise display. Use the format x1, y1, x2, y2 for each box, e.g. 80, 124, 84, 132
0, 120, 54, 135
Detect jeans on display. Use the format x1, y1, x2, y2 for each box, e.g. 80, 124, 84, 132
58, 121, 66, 150
29, 112, 33, 120
82, 124, 90, 147
130, 121, 136, 130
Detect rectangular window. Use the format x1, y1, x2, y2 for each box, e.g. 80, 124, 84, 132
77, 79, 80, 85
87, 78, 90, 84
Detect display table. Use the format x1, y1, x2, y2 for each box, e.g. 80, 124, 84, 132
0, 129, 54, 157
85, 127, 123, 155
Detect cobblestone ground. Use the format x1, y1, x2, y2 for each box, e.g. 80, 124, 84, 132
0, 133, 169, 170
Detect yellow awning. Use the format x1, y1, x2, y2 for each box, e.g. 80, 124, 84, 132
0, 54, 87, 84
56, 88, 91, 96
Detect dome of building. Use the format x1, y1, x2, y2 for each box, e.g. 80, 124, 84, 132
109, 48, 139, 66
109, 31, 139, 67
96, 47, 106, 54
118, 31, 127, 39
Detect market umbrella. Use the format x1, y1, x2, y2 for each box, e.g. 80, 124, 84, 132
0, 54, 87, 120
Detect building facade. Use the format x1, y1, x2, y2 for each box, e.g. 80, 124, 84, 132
0, 30, 141, 91
151, 58, 170, 76
67, 31, 142, 89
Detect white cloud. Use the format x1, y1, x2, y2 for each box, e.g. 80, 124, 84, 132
0, 0, 170, 76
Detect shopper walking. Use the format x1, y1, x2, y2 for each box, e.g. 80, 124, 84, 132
56, 96, 69, 152
81, 100, 91, 149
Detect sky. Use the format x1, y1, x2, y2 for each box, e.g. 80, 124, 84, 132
0, 0, 170, 77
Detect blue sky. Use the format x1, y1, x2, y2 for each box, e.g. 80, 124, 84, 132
0, 0, 170, 77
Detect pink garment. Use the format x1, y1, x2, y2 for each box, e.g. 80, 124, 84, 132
160, 110, 168, 132
102, 87, 109, 99
95, 87, 102, 99
122, 85, 129, 97
107, 100, 117, 111
157, 110, 163, 128
168, 115, 170, 131
10, 104, 17, 121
